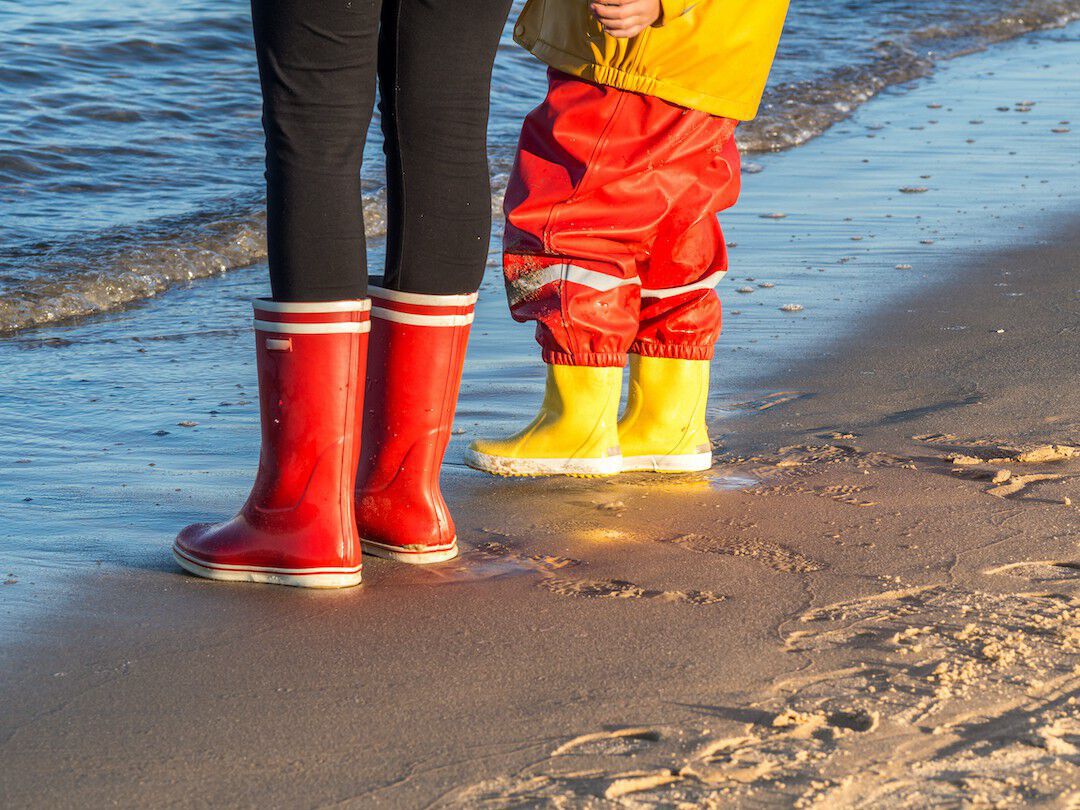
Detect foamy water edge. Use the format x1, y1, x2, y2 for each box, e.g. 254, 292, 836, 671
1, 2, 1077, 335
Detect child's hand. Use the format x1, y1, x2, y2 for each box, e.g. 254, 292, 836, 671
589, 0, 662, 38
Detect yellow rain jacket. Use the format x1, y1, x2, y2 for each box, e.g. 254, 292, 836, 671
513, 0, 789, 121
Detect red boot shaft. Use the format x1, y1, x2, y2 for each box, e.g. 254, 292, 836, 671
355, 288, 475, 564
173, 299, 370, 588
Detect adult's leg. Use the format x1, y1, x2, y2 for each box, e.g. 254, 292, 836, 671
377, 0, 512, 294
173, 2, 380, 588
251, 0, 380, 302
354, 0, 510, 559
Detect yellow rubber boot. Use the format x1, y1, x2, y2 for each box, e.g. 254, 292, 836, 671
465, 364, 622, 476
618, 355, 713, 473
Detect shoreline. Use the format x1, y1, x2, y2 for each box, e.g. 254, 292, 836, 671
3, 217, 1076, 806
2, 25, 1079, 808
5, 8, 1080, 335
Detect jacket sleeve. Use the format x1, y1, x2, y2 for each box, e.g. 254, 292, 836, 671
654, 0, 693, 26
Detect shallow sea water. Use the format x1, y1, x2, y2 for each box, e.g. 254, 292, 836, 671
2, 0, 1079, 331
1, 27, 1078, 632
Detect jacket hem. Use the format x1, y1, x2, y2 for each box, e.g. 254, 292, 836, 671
520, 38, 761, 121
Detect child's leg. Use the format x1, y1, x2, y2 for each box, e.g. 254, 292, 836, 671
633, 122, 739, 362
467, 71, 641, 476
502, 69, 647, 369
619, 122, 741, 472
467, 71, 737, 476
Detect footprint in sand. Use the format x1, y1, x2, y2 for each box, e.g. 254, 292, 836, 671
414, 539, 582, 585
747, 443, 907, 477
470, 542, 726, 605
538, 576, 726, 606
984, 560, 1080, 582
660, 533, 824, 574
551, 727, 663, 756
927, 442, 1078, 498
812, 483, 878, 507
446, 708, 882, 807
986, 472, 1067, 498
732, 391, 811, 411
882, 393, 984, 424
474, 540, 581, 572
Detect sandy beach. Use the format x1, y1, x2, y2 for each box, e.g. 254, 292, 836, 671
2, 19, 1079, 810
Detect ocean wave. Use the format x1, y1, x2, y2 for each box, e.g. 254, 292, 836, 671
742, 0, 1079, 151
741, 42, 936, 153
1, 0, 1077, 334
0, 191, 398, 334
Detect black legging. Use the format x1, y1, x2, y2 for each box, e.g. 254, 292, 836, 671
251, 0, 512, 301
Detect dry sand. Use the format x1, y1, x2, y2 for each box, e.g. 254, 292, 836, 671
2, 219, 1077, 806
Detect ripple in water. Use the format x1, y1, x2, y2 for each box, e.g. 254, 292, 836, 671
1, 0, 1077, 333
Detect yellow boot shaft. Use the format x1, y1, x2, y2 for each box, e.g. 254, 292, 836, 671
618, 355, 712, 473
465, 365, 622, 477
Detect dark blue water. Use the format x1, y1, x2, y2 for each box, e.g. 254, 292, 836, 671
1, 0, 1078, 333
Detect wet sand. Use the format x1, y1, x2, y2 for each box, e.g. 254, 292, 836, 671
8, 215, 1080, 807
2, 219, 1076, 807
3, 29, 1080, 810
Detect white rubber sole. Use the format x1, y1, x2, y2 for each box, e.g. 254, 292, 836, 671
360, 538, 459, 565
172, 546, 363, 589
620, 452, 714, 473
463, 447, 622, 477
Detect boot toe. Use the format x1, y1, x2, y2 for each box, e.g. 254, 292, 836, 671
175, 521, 213, 547
463, 441, 621, 477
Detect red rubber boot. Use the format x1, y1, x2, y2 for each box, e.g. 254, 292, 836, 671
355, 287, 476, 564
173, 299, 370, 588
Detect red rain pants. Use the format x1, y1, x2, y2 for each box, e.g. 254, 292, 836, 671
503, 69, 741, 367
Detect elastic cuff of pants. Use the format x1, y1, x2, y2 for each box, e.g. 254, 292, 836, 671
542, 349, 628, 368
629, 342, 715, 361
